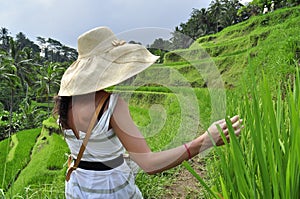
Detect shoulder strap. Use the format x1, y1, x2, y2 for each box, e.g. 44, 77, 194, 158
66, 91, 110, 181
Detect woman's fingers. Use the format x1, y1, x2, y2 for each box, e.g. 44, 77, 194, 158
207, 115, 244, 147
222, 128, 229, 135
232, 119, 243, 129
220, 122, 227, 130
230, 115, 240, 123
219, 115, 242, 131
235, 128, 242, 136
221, 116, 243, 136
215, 118, 225, 125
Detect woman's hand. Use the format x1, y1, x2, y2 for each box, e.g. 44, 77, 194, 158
200, 115, 243, 150
112, 97, 244, 173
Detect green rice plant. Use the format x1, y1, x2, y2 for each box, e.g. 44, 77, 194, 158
0, 129, 40, 192
285, 68, 300, 199
6, 127, 68, 198
131, 88, 212, 198
130, 92, 182, 198
0, 137, 10, 191
135, 169, 178, 198
184, 68, 300, 198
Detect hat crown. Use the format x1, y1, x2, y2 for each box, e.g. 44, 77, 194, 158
58, 26, 159, 96
77, 27, 116, 56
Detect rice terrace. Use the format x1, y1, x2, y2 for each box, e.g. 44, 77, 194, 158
0, 1, 300, 198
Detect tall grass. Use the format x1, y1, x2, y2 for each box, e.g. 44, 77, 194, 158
130, 92, 187, 198
130, 88, 212, 198
6, 126, 68, 198
184, 68, 300, 198
0, 129, 40, 192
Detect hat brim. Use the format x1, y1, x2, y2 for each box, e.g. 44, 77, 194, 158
58, 43, 159, 96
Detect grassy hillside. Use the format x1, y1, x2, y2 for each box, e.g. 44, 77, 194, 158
2, 119, 69, 198
164, 6, 300, 89
0, 6, 299, 198
0, 129, 40, 193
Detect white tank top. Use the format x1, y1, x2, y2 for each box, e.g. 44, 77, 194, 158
64, 93, 125, 162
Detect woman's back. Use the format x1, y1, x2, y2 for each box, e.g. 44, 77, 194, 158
64, 92, 143, 198
67, 91, 107, 134
64, 92, 124, 162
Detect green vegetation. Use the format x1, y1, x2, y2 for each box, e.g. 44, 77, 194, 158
164, 6, 300, 89
0, 129, 40, 193
184, 68, 300, 198
6, 122, 69, 198
0, 29, 76, 139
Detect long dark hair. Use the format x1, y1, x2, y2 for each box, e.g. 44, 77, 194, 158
53, 95, 71, 129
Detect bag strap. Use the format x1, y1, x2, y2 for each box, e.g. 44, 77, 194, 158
66, 91, 110, 181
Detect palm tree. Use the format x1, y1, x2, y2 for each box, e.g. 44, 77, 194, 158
0, 51, 20, 136
185, 9, 206, 40
220, 0, 244, 26
208, 0, 227, 33
37, 36, 49, 60
171, 27, 194, 49
35, 62, 63, 115
0, 27, 10, 52
47, 38, 64, 62
61, 45, 78, 62
15, 32, 40, 57
15, 32, 27, 50
8, 37, 39, 99
194, 8, 210, 36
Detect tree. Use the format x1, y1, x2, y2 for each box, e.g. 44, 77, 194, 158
61, 45, 78, 62
35, 62, 64, 115
128, 40, 142, 45
171, 27, 194, 49
47, 38, 64, 62
15, 32, 40, 57
208, 0, 227, 32
8, 36, 39, 98
15, 32, 27, 50
149, 38, 172, 63
37, 36, 49, 60
287, 0, 300, 6
0, 51, 21, 135
150, 38, 172, 50
194, 8, 211, 36
184, 9, 207, 40
221, 0, 244, 25
18, 97, 42, 129
0, 27, 10, 52
0, 27, 75, 135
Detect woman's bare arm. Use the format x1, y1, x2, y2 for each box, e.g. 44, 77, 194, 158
111, 97, 242, 174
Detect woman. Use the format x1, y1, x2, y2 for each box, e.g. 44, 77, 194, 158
54, 27, 243, 199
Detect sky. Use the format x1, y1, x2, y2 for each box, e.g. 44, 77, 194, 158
0, 0, 213, 48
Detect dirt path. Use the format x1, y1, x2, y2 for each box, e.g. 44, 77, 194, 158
165, 157, 208, 199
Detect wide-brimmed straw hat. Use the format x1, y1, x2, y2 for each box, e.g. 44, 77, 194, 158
58, 26, 159, 96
